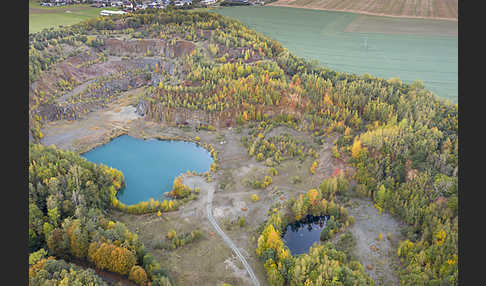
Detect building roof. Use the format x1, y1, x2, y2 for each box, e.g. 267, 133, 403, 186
100, 9, 127, 15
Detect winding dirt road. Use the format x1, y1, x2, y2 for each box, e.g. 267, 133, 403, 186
206, 185, 261, 286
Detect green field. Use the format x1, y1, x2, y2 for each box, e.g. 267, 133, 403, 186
215, 6, 458, 103
29, 1, 119, 34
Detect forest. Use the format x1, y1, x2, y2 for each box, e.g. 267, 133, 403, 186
255, 174, 374, 286
29, 7, 457, 286
29, 144, 175, 285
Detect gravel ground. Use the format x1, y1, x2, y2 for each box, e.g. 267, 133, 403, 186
345, 196, 405, 285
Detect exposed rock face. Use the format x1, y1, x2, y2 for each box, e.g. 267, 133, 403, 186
173, 40, 196, 57
36, 70, 149, 122
30, 31, 210, 146
135, 98, 149, 117
101, 38, 195, 59
30, 35, 197, 126
103, 38, 168, 56
136, 96, 240, 128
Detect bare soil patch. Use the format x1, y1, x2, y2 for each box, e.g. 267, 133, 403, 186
343, 14, 458, 36
267, 0, 458, 21
341, 195, 406, 285
40, 88, 142, 152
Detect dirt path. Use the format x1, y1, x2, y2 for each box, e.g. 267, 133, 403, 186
207, 185, 261, 286
183, 175, 261, 286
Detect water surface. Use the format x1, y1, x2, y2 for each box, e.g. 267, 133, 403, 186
83, 135, 213, 205
282, 215, 328, 255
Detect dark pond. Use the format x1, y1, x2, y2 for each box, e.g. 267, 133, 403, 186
282, 215, 329, 255
82, 135, 213, 205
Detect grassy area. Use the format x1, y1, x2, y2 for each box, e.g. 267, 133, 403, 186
29, 1, 120, 34
29, 0, 93, 9
214, 6, 458, 102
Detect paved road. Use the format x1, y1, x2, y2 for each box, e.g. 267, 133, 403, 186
206, 186, 261, 286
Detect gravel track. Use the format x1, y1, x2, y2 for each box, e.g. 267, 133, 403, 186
206, 184, 261, 286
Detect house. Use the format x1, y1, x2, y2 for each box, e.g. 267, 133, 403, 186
174, 0, 191, 6
111, 1, 123, 7
123, 1, 133, 9
92, 0, 106, 7
222, 0, 249, 5
50, 0, 66, 5
100, 9, 127, 16
147, 1, 158, 8
201, 0, 217, 5
90, 0, 104, 7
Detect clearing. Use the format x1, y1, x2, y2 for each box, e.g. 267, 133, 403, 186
341, 195, 406, 285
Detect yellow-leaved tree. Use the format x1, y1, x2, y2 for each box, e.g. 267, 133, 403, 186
129, 265, 148, 286
351, 139, 362, 159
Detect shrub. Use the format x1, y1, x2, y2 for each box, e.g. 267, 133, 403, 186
268, 167, 278, 176
251, 194, 260, 202
167, 229, 177, 240
168, 176, 192, 199
29, 248, 47, 266
310, 160, 318, 174
320, 226, 331, 241
256, 153, 264, 161
290, 176, 302, 184
129, 265, 148, 286
263, 176, 272, 187
238, 217, 245, 227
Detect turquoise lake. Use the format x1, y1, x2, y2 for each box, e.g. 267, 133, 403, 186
82, 135, 213, 205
